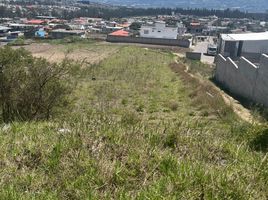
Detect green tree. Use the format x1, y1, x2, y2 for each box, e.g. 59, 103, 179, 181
0, 46, 76, 122
129, 22, 142, 30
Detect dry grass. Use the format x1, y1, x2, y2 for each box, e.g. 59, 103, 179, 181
13, 40, 120, 65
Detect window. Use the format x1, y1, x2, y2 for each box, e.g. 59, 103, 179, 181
158, 31, 161, 33
144, 30, 149, 34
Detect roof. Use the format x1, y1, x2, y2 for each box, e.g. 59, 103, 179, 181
117, 23, 130, 28
26, 19, 46, 25
109, 29, 129, 37
221, 32, 268, 41
190, 22, 201, 26
0, 25, 10, 31
51, 29, 85, 34
8, 23, 37, 27
36, 16, 56, 20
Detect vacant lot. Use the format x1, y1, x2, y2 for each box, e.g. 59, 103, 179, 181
0, 45, 268, 199
13, 40, 120, 65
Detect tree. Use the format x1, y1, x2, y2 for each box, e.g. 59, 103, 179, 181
0, 47, 76, 122
129, 22, 141, 30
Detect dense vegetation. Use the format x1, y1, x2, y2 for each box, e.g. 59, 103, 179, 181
0, 43, 267, 199
0, 46, 77, 122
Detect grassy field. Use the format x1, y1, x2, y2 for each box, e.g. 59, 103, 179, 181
0, 45, 268, 199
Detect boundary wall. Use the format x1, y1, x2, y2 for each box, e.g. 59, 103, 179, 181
106, 35, 191, 48
215, 54, 268, 107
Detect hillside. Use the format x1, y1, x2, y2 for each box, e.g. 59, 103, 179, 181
94, 0, 268, 12
0, 43, 268, 199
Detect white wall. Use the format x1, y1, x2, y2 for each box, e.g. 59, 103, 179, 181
220, 39, 268, 58
215, 54, 268, 107
140, 22, 178, 39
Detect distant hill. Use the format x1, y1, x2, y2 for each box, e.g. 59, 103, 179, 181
90, 0, 268, 12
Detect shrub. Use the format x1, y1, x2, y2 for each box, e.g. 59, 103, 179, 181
0, 46, 77, 122
7, 37, 26, 46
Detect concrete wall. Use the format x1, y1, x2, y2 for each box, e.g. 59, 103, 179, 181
215, 54, 268, 107
254, 54, 268, 107
219, 39, 268, 63
186, 52, 201, 60
50, 31, 85, 39
242, 40, 268, 54
106, 35, 190, 48
240, 52, 262, 63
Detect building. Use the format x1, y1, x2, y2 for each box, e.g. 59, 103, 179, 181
187, 22, 204, 35
139, 21, 179, 39
203, 26, 228, 36
109, 29, 130, 37
0, 25, 11, 36
218, 32, 268, 62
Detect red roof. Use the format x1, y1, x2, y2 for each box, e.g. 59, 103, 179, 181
109, 29, 129, 37
27, 19, 45, 25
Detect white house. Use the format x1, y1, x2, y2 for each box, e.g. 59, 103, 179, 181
140, 21, 182, 39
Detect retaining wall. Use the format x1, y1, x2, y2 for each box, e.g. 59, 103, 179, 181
254, 54, 268, 106
215, 54, 268, 107
106, 35, 191, 48
186, 52, 201, 60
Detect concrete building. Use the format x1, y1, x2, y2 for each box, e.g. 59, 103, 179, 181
139, 21, 181, 39
218, 32, 268, 62
187, 22, 204, 35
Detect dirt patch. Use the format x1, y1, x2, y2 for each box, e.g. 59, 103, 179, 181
219, 91, 254, 123
13, 43, 119, 65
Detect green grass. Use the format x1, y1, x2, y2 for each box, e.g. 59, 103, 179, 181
0, 46, 268, 199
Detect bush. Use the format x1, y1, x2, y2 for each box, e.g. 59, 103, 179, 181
7, 37, 27, 46
0, 46, 77, 122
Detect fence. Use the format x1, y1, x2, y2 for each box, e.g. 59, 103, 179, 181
106, 35, 191, 48
215, 54, 268, 107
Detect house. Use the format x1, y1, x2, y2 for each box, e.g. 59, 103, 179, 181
0, 25, 11, 37
187, 22, 204, 34
102, 26, 123, 34
218, 32, 268, 62
109, 29, 130, 37
139, 21, 179, 39
203, 26, 229, 36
